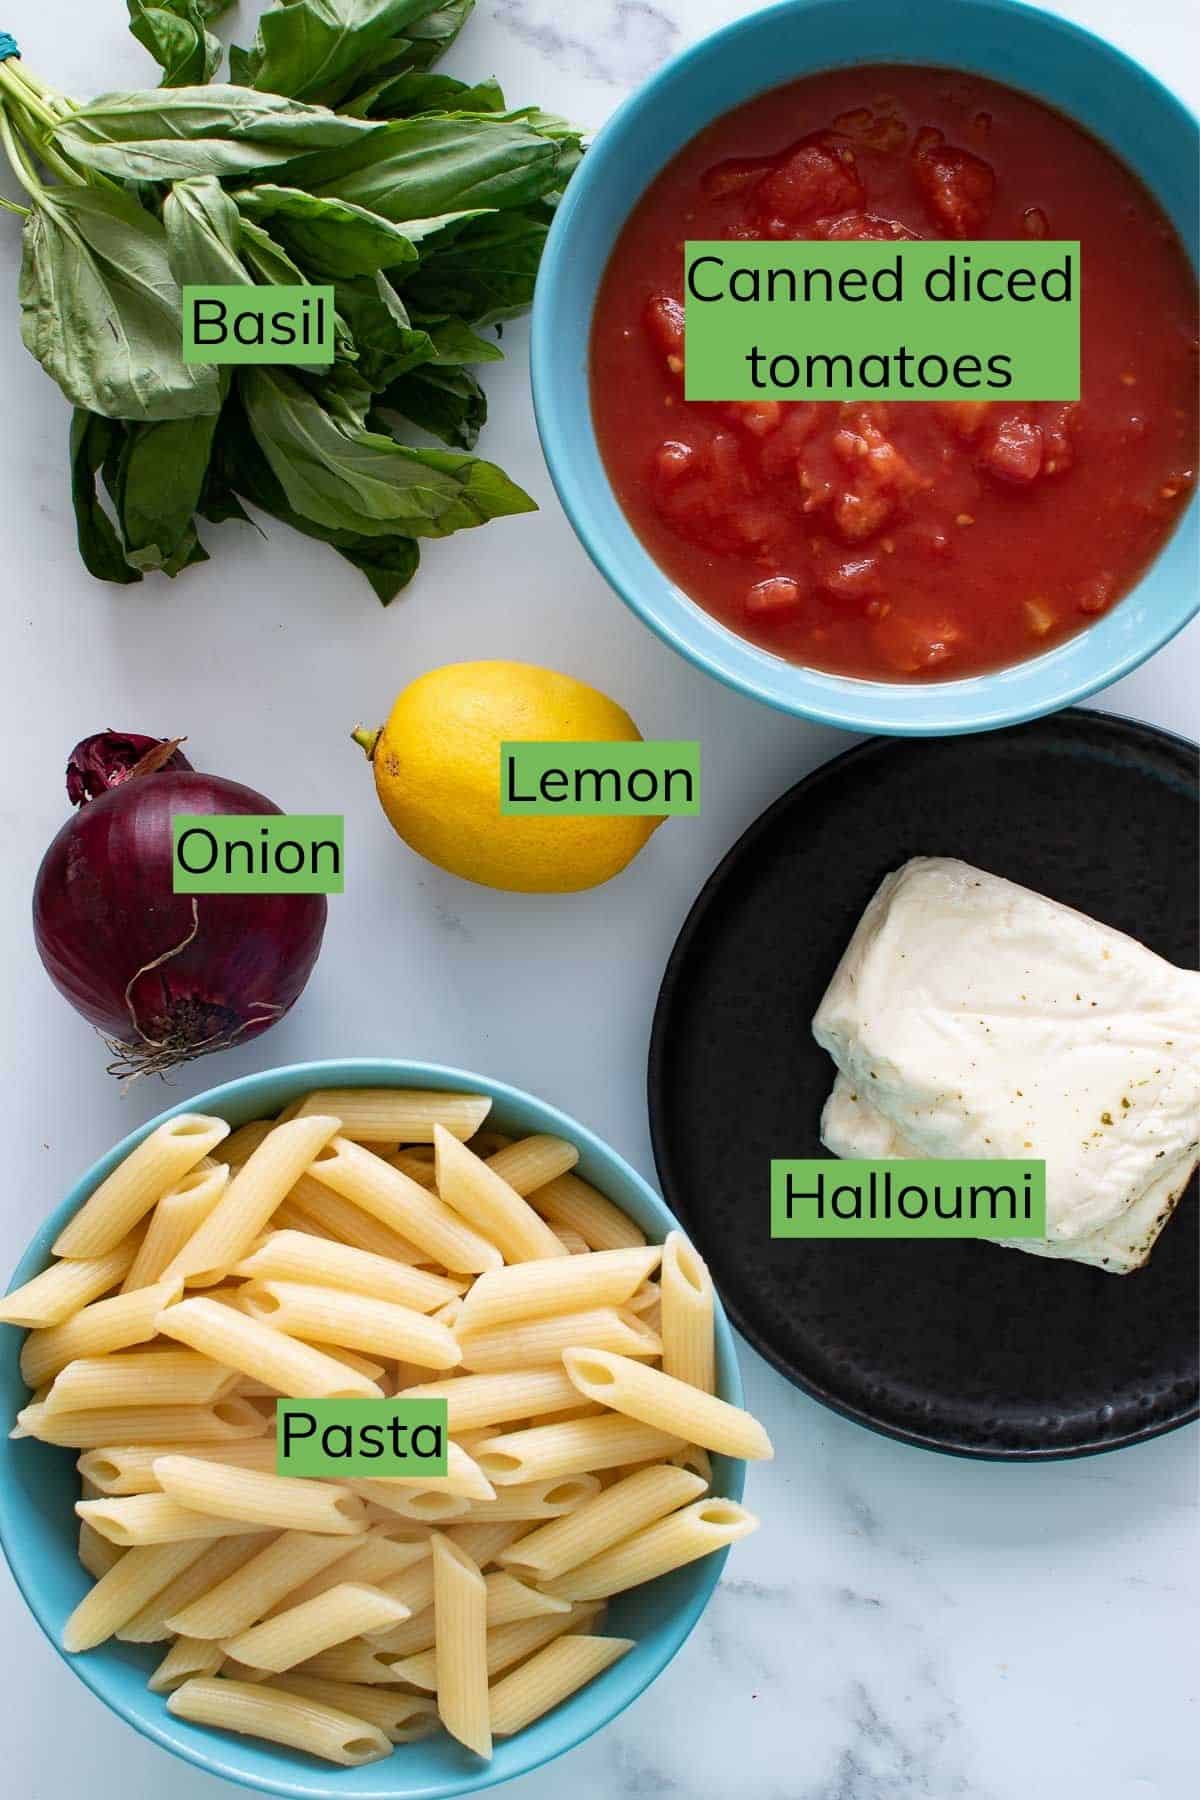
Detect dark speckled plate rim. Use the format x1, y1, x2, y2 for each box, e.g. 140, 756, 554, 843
647, 706, 1200, 1461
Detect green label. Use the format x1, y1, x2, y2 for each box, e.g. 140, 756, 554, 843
684, 242, 1079, 401
500, 742, 700, 815
276, 1400, 449, 1475
172, 815, 344, 893
770, 1160, 1047, 1238
182, 285, 335, 364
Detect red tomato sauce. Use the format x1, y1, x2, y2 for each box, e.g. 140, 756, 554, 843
590, 67, 1198, 680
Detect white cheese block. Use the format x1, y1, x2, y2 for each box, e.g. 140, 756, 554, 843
812, 858, 1200, 1273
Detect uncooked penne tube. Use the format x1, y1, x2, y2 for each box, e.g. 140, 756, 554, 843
553, 1228, 592, 1256
563, 1348, 774, 1461
434, 1126, 567, 1264
77, 1493, 274, 1548
542, 1497, 759, 1600
44, 1350, 238, 1416
262, 1533, 428, 1620
347, 1441, 493, 1504
154, 1297, 383, 1400
154, 1455, 369, 1535
164, 1116, 341, 1286
474, 1416, 686, 1485
483, 1136, 579, 1196
15, 1395, 267, 1449
168, 1530, 357, 1640
54, 1116, 231, 1258
63, 1538, 211, 1651
488, 1635, 634, 1737
672, 1444, 712, 1484
231, 1231, 464, 1312
265, 1674, 439, 1743
222, 1582, 411, 1674
20, 1276, 182, 1387
444, 1520, 530, 1569
121, 1165, 230, 1292
78, 1518, 124, 1580
0, 1239, 140, 1328
307, 1137, 501, 1274
167, 1675, 392, 1766
148, 1634, 225, 1693
395, 1369, 582, 1435
282, 1177, 426, 1264
528, 1173, 647, 1250
498, 1464, 708, 1582
460, 1474, 601, 1522
458, 1305, 661, 1373
78, 1437, 279, 1496
293, 1641, 406, 1685
119, 1533, 267, 1641
240, 1280, 460, 1370
361, 1558, 437, 1637
355, 1487, 470, 1524
660, 1231, 716, 1394
386, 1148, 437, 1189
391, 1602, 600, 1690
213, 1120, 276, 1169
269, 1199, 339, 1242
483, 1571, 570, 1627
456, 1246, 661, 1335
433, 1534, 491, 1758
294, 1088, 491, 1144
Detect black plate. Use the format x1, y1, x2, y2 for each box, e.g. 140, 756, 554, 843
649, 710, 1199, 1459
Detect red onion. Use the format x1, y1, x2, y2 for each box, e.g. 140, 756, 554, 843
34, 733, 327, 1080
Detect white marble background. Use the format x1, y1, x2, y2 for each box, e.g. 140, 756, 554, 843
1, 3, 1196, 1797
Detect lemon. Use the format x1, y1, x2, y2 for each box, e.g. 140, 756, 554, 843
355, 661, 663, 893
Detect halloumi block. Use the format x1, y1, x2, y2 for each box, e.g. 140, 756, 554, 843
812, 858, 1200, 1273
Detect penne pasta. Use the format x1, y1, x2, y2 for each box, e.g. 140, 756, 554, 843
541, 1497, 759, 1601
63, 1539, 211, 1652
529, 1173, 647, 1251
260, 1532, 428, 1620
15, 1395, 267, 1449
240, 1280, 460, 1370
498, 1464, 708, 1582
168, 1530, 358, 1640
148, 1635, 225, 1693
213, 1121, 277, 1170
483, 1135, 579, 1196
460, 1474, 601, 1522
54, 1116, 231, 1259
308, 1137, 502, 1275
153, 1455, 369, 1535
432, 1534, 491, 1758
164, 1116, 342, 1287
456, 1246, 661, 1335
231, 1231, 464, 1312
346, 1441, 494, 1504
552, 1227, 592, 1256
482, 1571, 570, 1627
473, 1416, 686, 1485
389, 1601, 601, 1691
78, 1438, 279, 1496
269, 1199, 339, 1242
0, 1239, 141, 1328
385, 1148, 437, 1189
78, 1518, 124, 1580
121, 1165, 230, 1293
154, 1297, 383, 1401
291, 1641, 405, 1686
364, 1558, 436, 1634
458, 1305, 661, 1373
119, 1533, 268, 1642
222, 1582, 411, 1674
672, 1444, 712, 1484
20, 1277, 183, 1388
293, 1088, 491, 1144
44, 1350, 238, 1416
444, 1520, 530, 1570
434, 1126, 567, 1264
353, 1488, 470, 1524
393, 1369, 582, 1434
563, 1348, 774, 1461
282, 1177, 426, 1264
167, 1676, 392, 1766
265, 1674, 439, 1743
660, 1231, 716, 1394
488, 1635, 635, 1736
77, 1493, 275, 1548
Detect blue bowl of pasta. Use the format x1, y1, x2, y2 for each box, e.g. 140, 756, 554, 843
0, 1058, 757, 1798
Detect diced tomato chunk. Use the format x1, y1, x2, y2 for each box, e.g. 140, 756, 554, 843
745, 575, 803, 614
834, 486, 894, 543
644, 294, 685, 375
701, 154, 775, 200
980, 415, 1043, 484
912, 127, 996, 236
1038, 403, 1076, 474
936, 401, 989, 442
874, 612, 962, 672
753, 134, 864, 232
724, 400, 784, 437
759, 405, 820, 476
820, 553, 884, 600
655, 440, 697, 484
810, 211, 919, 242
1077, 573, 1116, 615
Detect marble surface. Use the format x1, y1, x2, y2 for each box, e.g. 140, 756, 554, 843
1, 3, 1196, 1797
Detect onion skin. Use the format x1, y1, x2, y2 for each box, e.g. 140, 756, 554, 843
66, 732, 193, 807
33, 770, 327, 1076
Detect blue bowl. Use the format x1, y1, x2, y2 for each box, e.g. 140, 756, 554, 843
0, 1060, 748, 1799
532, 0, 1199, 735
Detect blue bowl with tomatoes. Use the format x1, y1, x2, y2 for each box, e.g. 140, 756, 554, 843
532, 0, 1198, 734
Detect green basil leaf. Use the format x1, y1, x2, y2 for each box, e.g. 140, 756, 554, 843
288, 114, 564, 219
340, 69, 504, 119
376, 362, 485, 448
232, 184, 480, 278
19, 186, 221, 421
163, 175, 248, 285
53, 85, 382, 181
232, 1, 439, 106
111, 412, 220, 572
401, 208, 548, 324
127, 1, 221, 87
69, 412, 143, 584
240, 363, 534, 538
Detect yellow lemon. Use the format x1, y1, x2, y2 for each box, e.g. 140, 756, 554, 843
354, 661, 663, 893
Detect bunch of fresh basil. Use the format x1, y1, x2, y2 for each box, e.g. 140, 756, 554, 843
0, 1, 583, 599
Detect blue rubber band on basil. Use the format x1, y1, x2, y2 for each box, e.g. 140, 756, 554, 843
0, 33, 19, 60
